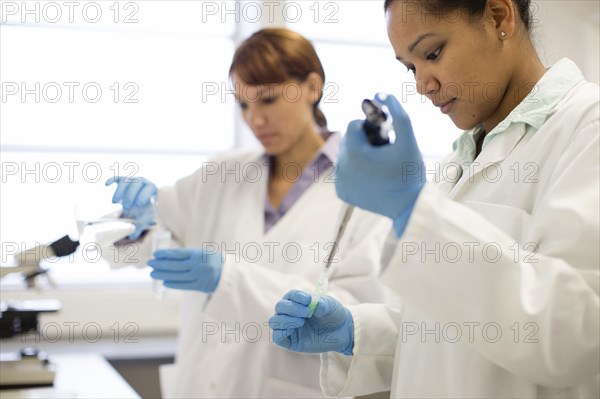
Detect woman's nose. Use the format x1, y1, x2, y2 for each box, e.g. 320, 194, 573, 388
415, 70, 439, 96
246, 107, 267, 129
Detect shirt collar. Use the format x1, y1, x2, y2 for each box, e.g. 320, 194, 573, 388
319, 131, 342, 163
453, 58, 585, 165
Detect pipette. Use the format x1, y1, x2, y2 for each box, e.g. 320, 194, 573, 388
307, 205, 355, 316
308, 97, 392, 317
150, 195, 171, 300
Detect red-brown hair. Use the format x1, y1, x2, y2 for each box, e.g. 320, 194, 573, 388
229, 28, 328, 129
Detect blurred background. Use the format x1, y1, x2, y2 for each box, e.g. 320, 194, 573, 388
1, 1, 598, 397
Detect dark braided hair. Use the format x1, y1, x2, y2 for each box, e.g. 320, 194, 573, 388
383, 0, 533, 32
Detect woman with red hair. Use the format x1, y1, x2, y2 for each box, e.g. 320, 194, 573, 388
107, 28, 391, 398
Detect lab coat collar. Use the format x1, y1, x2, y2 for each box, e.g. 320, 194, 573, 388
485, 58, 585, 137
257, 131, 342, 237
452, 58, 585, 169
447, 58, 585, 197
449, 123, 528, 198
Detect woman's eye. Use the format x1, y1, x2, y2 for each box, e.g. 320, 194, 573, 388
262, 97, 276, 105
427, 47, 442, 61
239, 102, 248, 110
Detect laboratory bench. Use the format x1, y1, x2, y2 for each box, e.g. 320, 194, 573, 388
0, 353, 139, 399
0, 335, 177, 399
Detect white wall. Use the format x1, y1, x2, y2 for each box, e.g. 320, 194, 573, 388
534, 1, 600, 84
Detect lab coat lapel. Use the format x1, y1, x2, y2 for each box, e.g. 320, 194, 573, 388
231, 157, 269, 241
432, 152, 463, 196
263, 172, 333, 241
448, 124, 528, 199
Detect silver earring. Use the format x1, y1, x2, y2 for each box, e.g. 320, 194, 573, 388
500, 31, 506, 38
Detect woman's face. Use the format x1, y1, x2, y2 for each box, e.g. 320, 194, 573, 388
231, 73, 321, 156
386, 1, 512, 131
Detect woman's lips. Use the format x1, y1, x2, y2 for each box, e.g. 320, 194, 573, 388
437, 99, 456, 114
258, 133, 277, 144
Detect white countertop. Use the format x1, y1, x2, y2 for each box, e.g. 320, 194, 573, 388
0, 353, 140, 399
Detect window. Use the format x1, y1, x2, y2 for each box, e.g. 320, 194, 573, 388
1, 1, 238, 253
287, 1, 461, 163
1, 0, 250, 338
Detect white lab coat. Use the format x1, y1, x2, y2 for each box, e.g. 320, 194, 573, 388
320, 65, 600, 397
140, 150, 393, 398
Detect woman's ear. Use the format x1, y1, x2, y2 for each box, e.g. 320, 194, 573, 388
304, 72, 324, 105
486, 0, 517, 40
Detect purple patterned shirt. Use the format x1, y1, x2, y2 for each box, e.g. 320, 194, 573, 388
263, 132, 341, 233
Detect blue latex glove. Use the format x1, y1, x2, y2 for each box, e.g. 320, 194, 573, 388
336, 93, 426, 237
147, 248, 223, 293
105, 176, 157, 239
269, 290, 354, 355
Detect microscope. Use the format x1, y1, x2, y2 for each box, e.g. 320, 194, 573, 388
0, 235, 78, 389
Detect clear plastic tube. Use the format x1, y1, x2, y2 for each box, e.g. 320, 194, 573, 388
150, 195, 171, 300
308, 205, 354, 317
